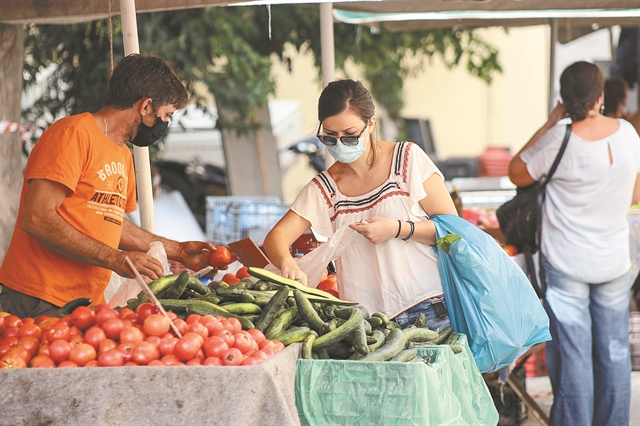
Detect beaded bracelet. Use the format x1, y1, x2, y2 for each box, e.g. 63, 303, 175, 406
394, 220, 402, 238
402, 220, 415, 241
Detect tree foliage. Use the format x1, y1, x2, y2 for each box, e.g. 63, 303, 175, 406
22, 5, 502, 131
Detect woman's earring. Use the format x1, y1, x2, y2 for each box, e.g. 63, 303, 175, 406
599, 104, 605, 114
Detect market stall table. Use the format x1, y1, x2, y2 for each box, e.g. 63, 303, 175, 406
0, 343, 301, 426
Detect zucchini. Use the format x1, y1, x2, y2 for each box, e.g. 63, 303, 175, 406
360, 327, 406, 362
57, 297, 92, 317
433, 326, 453, 345
218, 302, 262, 316
351, 320, 370, 355
272, 326, 310, 346
159, 299, 254, 330
294, 290, 325, 333
415, 312, 427, 328
248, 267, 343, 302
265, 307, 299, 339
157, 270, 190, 299
403, 327, 438, 343
253, 285, 289, 332
302, 331, 317, 359
313, 307, 367, 351
391, 348, 418, 362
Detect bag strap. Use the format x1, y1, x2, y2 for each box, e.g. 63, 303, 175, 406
539, 123, 571, 188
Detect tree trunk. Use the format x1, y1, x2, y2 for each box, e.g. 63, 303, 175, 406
0, 24, 25, 263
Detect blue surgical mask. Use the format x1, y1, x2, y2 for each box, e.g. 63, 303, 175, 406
326, 136, 366, 163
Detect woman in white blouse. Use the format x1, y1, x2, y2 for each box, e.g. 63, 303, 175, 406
263, 79, 457, 331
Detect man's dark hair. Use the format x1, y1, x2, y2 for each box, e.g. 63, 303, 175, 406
603, 76, 628, 118
104, 54, 188, 110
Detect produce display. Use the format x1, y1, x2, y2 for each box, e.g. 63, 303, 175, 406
0, 266, 461, 369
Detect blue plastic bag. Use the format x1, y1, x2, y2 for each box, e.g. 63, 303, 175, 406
431, 214, 551, 373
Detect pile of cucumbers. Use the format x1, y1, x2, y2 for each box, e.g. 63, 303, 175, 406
127, 267, 462, 363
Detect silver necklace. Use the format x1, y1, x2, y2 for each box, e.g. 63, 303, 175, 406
103, 116, 108, 137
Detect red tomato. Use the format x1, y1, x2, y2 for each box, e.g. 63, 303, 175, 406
233, 331, 254, 354
123, 361, 137, 366
241, 356, 261, 366
235, 267, 251, 279
0, 353, 27, 369
258, 340, 281, 356
70, 306, 96, 330
120, 326, 145, 344
143, 314, 171, 337
271, 339, 285, 352
166, 311, 177, 320
37, 317, 59, 331
83, 326, 106, 350
30, 355, 55, 368
186, 314, 202, 325
116, 342, 135, 363
187, 322, 209, 339
22, 318, 35, 324
203, 337, 229, 358
68, 325, 82, 338
3, 326, 19, 339
203, 356, 222, 366
171, 318, 188, 337
318, 278, 339, 298
49, 339, 72, 362
221, 273, 241, 284
0, 345, 12, 357
247, 328, 266, 345
131, 341, 160, 365
69, 335, 84, 347
58, 360, 78, 368
208, 246, 232, 267
185, 358, 202, 366
101, 318, 125, 340
0, 315, 4, 332
173, 333, 203, 362
4, 315, 23, 328
224, 317, 242, 334
95, 307, 119, 327
9, 346, 32, 363
502, 244, 519, 257
18, 323, 42, 339
98, 339, 117, 355
84, 360, 99, 367
158, 337, 178, 357
201, 317, 224, 336
220, 348, 243, 366
212, 328, 235, 347
136, 303, 158, 323
97, 349, 124, 367
93, 303, 112, 315
148, 359, 165, 366
118, 308, 135, 320
68, 343, 96, 367
37, 343, 50, 357
251, 350, 269, 361
17, 336, 39, 356
0, 336, 18, 347
144, 335, 161, 347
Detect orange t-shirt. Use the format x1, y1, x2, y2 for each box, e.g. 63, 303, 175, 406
0, 113, 137, 307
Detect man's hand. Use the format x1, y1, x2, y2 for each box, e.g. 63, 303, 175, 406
176, 241, 217, 272
112, 251, 165, 281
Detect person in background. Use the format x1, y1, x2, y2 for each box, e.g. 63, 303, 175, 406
603, 76, 628, 118
508, 61, 640, 426
263, 79, 458, 330
0, 54, 216, 318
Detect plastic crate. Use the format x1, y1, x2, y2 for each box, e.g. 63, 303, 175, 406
206, 196, 289, 245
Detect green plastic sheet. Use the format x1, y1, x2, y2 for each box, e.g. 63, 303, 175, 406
295, 334, 498, 426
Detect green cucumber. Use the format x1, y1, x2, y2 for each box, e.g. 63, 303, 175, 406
360, 327, 406, 362
371, 312, 389, 328
391, 348, 418, 362
302, 331, 317, 359
253, 285, 289, 332
159, 299, 254, 330
186, 276, 209, 295
272, 326, 310, 346
403, 327, 438, 343
415, 312, 427, 328
158, 270, 190, 299
138, 274, 179, 303
293, 290, 325, 333
217, 302, 262, 316
265, 307, 298, 339
326, 342, 355, 359
351, 320, 370, 355
366, 316, 384, 329
57, 297, 92, 317
313, 308, 366, 351
248, 267, 343, 302
444, 331, 461, 346
207, 280, 229, 290
433, 326, 453, 345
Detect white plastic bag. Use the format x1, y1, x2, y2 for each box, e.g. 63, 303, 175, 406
265, 225, 358, 288
107, 241, 171, 308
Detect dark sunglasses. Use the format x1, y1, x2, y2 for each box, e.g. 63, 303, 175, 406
317, 124, 368, 146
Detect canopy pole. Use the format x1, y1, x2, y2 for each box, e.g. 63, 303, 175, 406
121, 0, 155, 233
320, 2, 335, 169
548, 18, 558, 113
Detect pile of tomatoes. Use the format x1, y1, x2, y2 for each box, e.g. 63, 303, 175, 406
0, 303, 284, 369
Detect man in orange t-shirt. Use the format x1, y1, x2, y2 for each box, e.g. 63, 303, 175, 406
0, 54, 217, 317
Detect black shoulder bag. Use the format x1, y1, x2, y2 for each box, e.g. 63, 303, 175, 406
496, 123, 571, 298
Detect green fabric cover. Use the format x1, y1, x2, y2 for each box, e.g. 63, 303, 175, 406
295, 334, 498, 426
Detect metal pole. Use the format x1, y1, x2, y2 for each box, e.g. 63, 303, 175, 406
120, 0, 155, 233
548, 18, 558, 113
320, 2, 335, 169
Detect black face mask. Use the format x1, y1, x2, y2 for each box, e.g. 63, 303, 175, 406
130, 113, 168, 147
